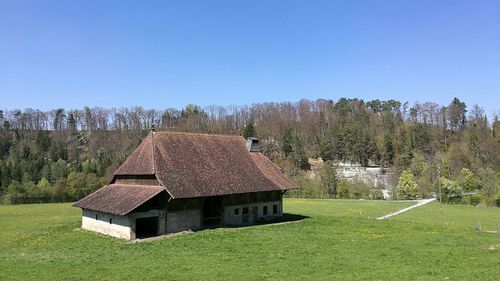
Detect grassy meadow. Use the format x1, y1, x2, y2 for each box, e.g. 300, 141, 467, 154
0, 199, 499, 280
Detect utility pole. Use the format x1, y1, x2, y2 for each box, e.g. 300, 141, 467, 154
437, 166, 444, 229
438, 168, 442, 203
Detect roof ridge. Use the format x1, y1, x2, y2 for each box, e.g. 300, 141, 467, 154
151, 132, 158, 174
150, 131, 175, 199
153, 131, 243, 138
110, 183, 165, 189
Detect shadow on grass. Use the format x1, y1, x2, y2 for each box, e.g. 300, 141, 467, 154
201, 213, 310, 231
132, 214, 310, 242
269, 213, 310, 224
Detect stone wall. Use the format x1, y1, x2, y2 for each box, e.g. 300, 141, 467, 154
224, 200, 282, 226
166, 209, 202, 233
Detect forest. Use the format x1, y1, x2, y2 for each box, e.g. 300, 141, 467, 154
0, 97, 499, 206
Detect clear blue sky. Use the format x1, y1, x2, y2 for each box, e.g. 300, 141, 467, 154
1, 0, 499, 117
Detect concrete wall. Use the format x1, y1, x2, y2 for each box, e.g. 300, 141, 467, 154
164, 200, 283, 232
166, 209, 201, 233
224, 200, 282, 226
129, 209, 166, 238
82, 209, 133, 240
82, 209, 166, 240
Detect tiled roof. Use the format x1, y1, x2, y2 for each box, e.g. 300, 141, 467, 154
73, 184, 165, 215
115, 132, 298, 198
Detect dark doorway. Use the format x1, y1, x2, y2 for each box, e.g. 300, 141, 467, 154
242, 207, 249, 224
203, 196, 223, 227
252, 206, 258, 223
136, 217, 158, 238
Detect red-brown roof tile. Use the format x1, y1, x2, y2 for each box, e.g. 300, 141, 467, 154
114, 132, 299, 199
73, 184, 165, 215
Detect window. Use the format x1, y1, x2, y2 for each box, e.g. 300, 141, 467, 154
263, 206, 268, 216
273, 205, 278, 214
95, 214, 98, 220
234, 208, 240, 215
242, 207, 249, 215
109, 218, 113, 224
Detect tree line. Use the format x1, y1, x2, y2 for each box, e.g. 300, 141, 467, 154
0, 97, 499, 205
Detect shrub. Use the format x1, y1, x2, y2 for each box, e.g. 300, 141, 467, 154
440, 177, 462, 203
321, 160, 338, 197
496, 195, 500, 207
468, 193, 484, 206
397, 170, 418, 200
352, 191, 362, 199
2, 181, 26, 204
369, 189, 384, 200
459, 168, 482, 192
337, 180, 350, 199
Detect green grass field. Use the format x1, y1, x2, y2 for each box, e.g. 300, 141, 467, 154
1, 199, 499, 281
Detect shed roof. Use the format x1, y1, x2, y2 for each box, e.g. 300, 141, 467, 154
73, 184, 165, 215
114, 132, 299, 198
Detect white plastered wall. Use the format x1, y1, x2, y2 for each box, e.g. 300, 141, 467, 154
81, 209, 133, 240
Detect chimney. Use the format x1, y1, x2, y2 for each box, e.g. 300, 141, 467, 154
246, 137, 260, 152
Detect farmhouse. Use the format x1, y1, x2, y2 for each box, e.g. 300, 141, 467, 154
73, 131, 299, 240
